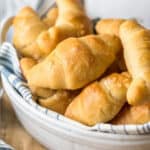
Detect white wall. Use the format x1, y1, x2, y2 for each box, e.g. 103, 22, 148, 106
0, 0, 150, 27
85, 0, 150, 28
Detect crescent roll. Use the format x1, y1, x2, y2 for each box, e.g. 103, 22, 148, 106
35, 0, 93, 58
25, 34, 122, 90
120, 20, 150, 105
13, 0, 93, 59
13, 7, 47, 53
111, 103, 150, 124
20, 57, 78, 114
65, 72, 131, 126
96, 19, 125, 37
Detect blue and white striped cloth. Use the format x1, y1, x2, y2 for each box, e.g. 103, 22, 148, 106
0, 140, 14, 150
1, 42, 150, 136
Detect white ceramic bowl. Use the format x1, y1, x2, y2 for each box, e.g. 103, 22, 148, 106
2, 74, 150, 150
2, 0, 150, 149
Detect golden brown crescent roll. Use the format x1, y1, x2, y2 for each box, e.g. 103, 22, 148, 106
42, 7, 58, 27
14, 0, 93, 59
26, 34, 122, 90
111, 103, 150, 124
39, 90, 79, 114
96, 19, 125, 37
13, 7, 47, 55
65, 72, 131, 126
35, 0, 93, 58
120, 20, 150, 105
20, 58, 79, 114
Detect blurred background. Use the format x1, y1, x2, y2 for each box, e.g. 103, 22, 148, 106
0, 0, 46, 22
1, 0, 150, 28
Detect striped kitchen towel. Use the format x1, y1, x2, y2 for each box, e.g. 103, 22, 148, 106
0, 140, 14, 150
1, 42, 150, 135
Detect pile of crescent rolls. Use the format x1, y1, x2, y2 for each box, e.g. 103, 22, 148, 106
12, 0, 150, 126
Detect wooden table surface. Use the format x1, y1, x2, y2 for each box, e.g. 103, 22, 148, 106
0, 93, 46, 150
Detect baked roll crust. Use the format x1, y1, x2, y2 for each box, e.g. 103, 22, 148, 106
13, 0, 93, 59
120, 20, 150, 105
65, 72, 131, 126
96, 19, 125, 37
111, 103, 150, 124
26, 34, 121, 89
